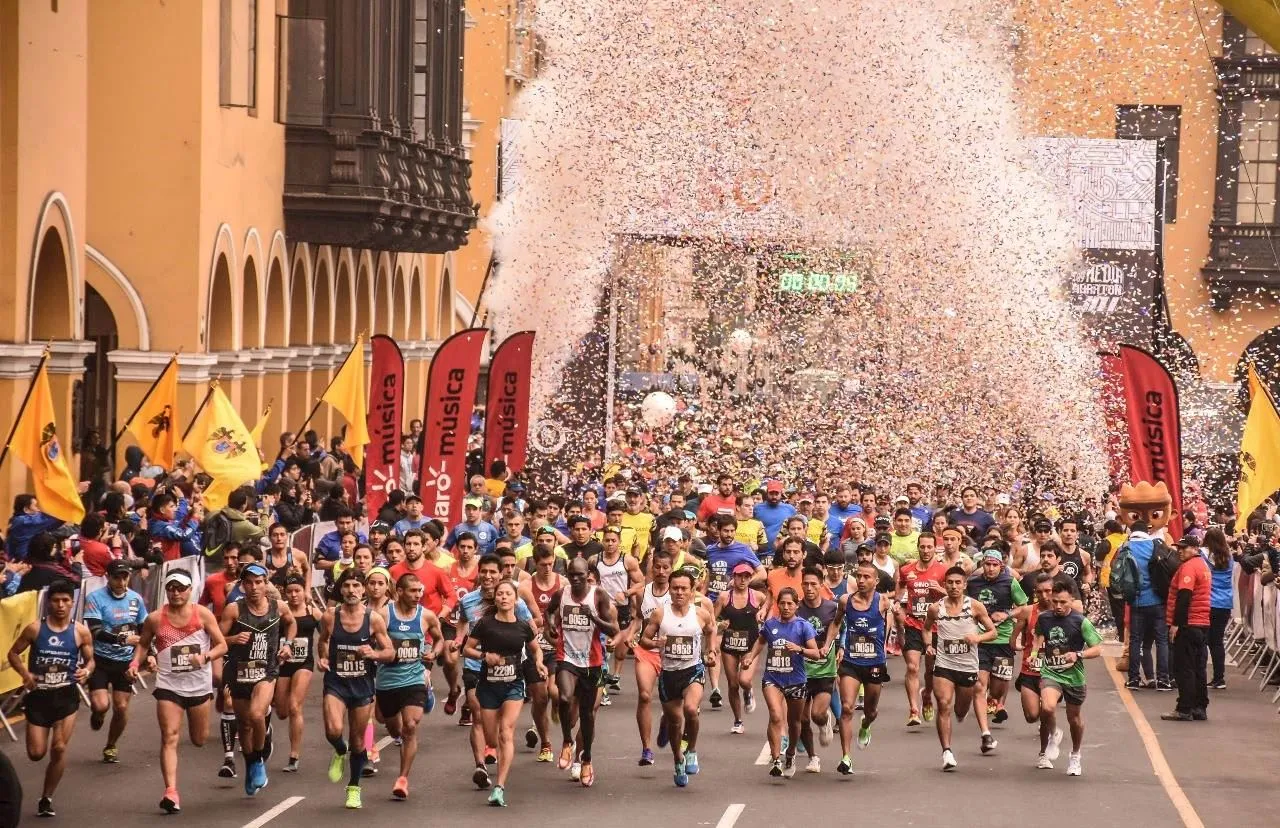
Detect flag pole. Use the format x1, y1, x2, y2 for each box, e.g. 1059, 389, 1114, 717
181, 381, 218, 443
0, 350, 51, 473
110, 354, 178, 447
279, 336, 362, 460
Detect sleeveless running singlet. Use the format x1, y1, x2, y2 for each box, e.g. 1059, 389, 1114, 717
933, 596, 980, 673
556, 586, 604, 668
155, 606, 213, 696
228, 598, 282, 685
658, 604, 702, 671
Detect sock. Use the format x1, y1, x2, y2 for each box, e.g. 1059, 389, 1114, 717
364, 722, 374, 752
220, 715, 236, 755
327, 735, 348, 756
349, 750, 368, 785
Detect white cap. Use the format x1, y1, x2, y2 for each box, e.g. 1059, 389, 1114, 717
164, 570, 193, 588
661, 526, 683, 542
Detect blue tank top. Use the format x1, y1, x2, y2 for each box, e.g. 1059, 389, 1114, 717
842, 594, 886, 667
761, 616, 810, 687
376, 605, 426, 690
828, 577, 851, 600
326, 607, 375, 696
29, 618, 79, 691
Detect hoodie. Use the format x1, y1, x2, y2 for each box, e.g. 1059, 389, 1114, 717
1123, 530, 1162, 608
148, 498, 203, 560
4, 511, 65, 561
121, 446, 145, 481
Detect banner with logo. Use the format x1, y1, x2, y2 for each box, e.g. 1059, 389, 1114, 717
363, 335, 405, 519
417, 328, 487, 528
1118, 344, 1184, 538
484, 331, 535, 476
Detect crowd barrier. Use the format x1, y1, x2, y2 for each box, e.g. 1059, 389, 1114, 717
1224, 566, 1280, 706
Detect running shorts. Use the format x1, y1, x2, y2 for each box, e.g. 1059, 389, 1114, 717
463, 668, 482, 692
153, 688, 213, 709
805, 676, 836, 698
762, 680, 806, 701
658, 664, 705, 704
902, 627, 927, 654
88, 659, 133, 694
322, 674, 374, 709
932, 666, 978, 688
375, 684, 428, 718
556, 663, 604, 688
523, 655, 548, 685
1039, 676, 1086, 706
24, 686, 79, 728
633, 646, 661, 673
1014, 673, 1041, 694
839, 662, 889, 685
978, 643, 1015, 681
476, 678, 527, 710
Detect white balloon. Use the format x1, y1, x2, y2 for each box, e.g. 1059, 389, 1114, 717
641, 391, 678, 427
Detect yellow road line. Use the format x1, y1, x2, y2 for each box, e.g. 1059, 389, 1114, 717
1104, 655, 1205, 828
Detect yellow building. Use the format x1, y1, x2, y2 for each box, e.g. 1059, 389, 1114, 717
0, 0, 542, 513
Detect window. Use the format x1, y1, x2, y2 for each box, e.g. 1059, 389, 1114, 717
1116, 105, 1181, 222
276, 15, 325, 125
413, 0, 431, 142
1236, 99, 1280, 224
220, 0, 258, 108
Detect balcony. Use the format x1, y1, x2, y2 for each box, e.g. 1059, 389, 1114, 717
1202, 223, 1280, 309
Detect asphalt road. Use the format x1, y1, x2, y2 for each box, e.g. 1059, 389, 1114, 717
1, 647, 1274, 827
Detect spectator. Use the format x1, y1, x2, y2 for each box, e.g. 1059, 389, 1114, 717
393, 494, 430, 536
1161, 536, 1211, 722
5, 494, 64, 561
16, 532, 81, 592
1124, 520, 1172, 690
78, 513, 118, 576
147, 491, 202, 561
1204, 527, 1234, 690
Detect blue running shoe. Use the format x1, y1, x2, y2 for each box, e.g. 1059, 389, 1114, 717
673, 758, 688, 788
638, 748, 655, 766
253, 759, 268, 793
426, 685, 437, 715
684, 750, 700, 775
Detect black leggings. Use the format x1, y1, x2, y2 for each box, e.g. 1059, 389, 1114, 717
1109, 596, 1127, 643
1209, 607, 1230, 685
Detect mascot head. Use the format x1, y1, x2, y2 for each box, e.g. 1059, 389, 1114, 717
1117, 481, 1173, 535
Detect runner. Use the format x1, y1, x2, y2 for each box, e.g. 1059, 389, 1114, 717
84, 558, 148, 764
442, 531, 480, 717
221, 562, 296, 795
939, 526, 976, 575
835, 560, 892, 775
129, 569, 228, 813
704, 515, 764, 710
277, 573, 320, 773
546, 558, 619, 786
6, 579, 93, 818
317, 568, 395, 809
966, 548, 1028, 744
897, 533, 947, 726
1032, 579, 1103, 775
923, 566, 998, 771
589, 529, 642, 696
526, 544, 566, 759
796, 567, 840, 772
375, 572, 445, 800
1011, 573, 1055, 725
464, 579, 546, 807
265, 522, 309, 591
714, 563, 762, 734
639, 569, 717, 787
741, 587, 819, 778
630, 547, 673, 764
201, 542, 242, 779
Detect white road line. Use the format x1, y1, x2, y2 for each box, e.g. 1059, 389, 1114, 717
241, 795, 305, 828
753, 742, 771, 765
716, 804, 746, 828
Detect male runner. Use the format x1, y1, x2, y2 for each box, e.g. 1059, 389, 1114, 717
924, 566, 997, 771
834, 560, 891, 775
1032, 579, 1103, 775
318, 569, 395, 808
221, 562, 296, 795
631, 547, 673, 764
7, 579, 93, 818
966, 548, 1028, 743
939, 526, 976, 574
897, 533, 947, 726
639, 570, 717, 787
526, 544, 566, 759
547, 558, 619, 786
589, 528, 642, 693
84, 558, 148, 763
796, 566, 840, 772
1011, 572, 1055, 725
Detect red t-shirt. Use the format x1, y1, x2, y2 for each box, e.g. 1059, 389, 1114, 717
697, 494, 737, 524
200, 571, 234, 617
897, 559, 948, 630
389, 560, 456, 616
1166, 555, 1211, 627
80, 538, 116, 577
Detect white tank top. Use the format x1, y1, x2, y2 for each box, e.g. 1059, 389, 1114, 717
640, 582, 671, 622
596, 553, 629, 605
154, 607, 213, 697
556, 586, 602, 668
933, 596, 980, 673
658, 603, 702, 671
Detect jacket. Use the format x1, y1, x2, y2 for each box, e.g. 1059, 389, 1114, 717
1124, 531, 1162, 607
274, 499, 314, 533
4, 511, 65, 561
149, 498, 203, 560
220, 508, 266, 548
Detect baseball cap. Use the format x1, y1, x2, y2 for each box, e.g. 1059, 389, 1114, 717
766, 481, 784, 494
661, 526, 683, 542
995, 493, 1011, 506
507, 481, 526, 493
798, 493, 814, 504
1032, 518, 1053, 532
697, 483, 713, 495
893, 495, 909, 505
626, 486, 644, 497
240, 563, 269, 578
874, 515, 891, 530
875, 532, 892, 544
464, 497, 483, 509
370, 521, 392, 533
164, 569, 193, 588
106, 559, 132, 577
732, 563, 754, 575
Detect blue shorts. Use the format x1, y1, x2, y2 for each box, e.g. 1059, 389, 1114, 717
476, 679, 527, 710
323, 673, 374, 709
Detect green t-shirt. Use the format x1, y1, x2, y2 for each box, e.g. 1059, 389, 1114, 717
1035, 611, 1101, 688
889, 532, 920, 566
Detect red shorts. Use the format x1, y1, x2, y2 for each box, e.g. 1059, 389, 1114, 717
634, 646, 662, 674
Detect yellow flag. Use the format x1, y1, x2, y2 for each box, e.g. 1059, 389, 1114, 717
322, 336, 370, 467
7, 361, 85, 523
1237, 364, 1280, 522
182, 385, 261, 490
124, 357, 179, 469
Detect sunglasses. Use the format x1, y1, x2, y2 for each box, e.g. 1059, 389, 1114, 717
165, 582, 191, 591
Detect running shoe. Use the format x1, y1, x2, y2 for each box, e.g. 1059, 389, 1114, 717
782, 755, 796, 778
283, 757, 300, 773
90, 709, 105, 731
744, 689, 756, 713
251, 758, 268, 792
993, 705, 1009, 725
37, 797, 54, 818
328, 751, 346, 784
1156, 680, 1175, 692
941, 749, 957, 771
819, 715, 834, 746
674, 757, 689, 787
392, 776, 409, 801
344, 785, 362, 809
219, 756, 237, 778
525, 726, 539, 749
473, 765, 491, 789
858, 724, 872, 750
1045, 727, 1063, 762
906, 711, 922, 727
361, 764, 378, 777
1036, 754, 1054, 770
558, 742, 575, 770
1210, 680, 1227, 690
487, 785, 507, 807
459, 706, 474, 727
537, 745, 554, 762
102, 745, 119, 764
730, 720, 745, 735
159, 789, 180, 814
425, 686, 437, 714
1143, 680, 1158, 690
837, 756, 853, 775
570, 761, 582, 781
600, 690, 612, 707
1067, 753, 1082, 776
368, 741, 380, 764
806, 756, 822, 774
1124, 679, 1143, 690
980, 733, 997, 755
244, 763, 258, 796
444, 687, 461, 716
769, 757, 783, 778
484, 747, 497, 765
684, 750, 699, 775
922, 704, 936, 723
606, 673, 622, 691
709, 687, 723, 709
656, 720, 669, 748
638, 748, 655, 766
580, 761, 595, 787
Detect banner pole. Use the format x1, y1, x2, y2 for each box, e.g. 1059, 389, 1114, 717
180, 383, 217, 444
280, 338, 361, 460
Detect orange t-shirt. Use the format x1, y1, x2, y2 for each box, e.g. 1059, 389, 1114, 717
767, 567, 833, 616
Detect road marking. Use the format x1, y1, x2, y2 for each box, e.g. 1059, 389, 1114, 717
716, 803, 745, 828
1104, 655, 1205, 828
753, 742, 771, 765
241, 795, 304, 828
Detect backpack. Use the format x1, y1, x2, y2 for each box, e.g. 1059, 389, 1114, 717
1108, 544, 1139, 603
201, 510, 233, 557
1147, 540, 1181, 601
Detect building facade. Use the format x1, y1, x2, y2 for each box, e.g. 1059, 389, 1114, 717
0, 0, 526, 509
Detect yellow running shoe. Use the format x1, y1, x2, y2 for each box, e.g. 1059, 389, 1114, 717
537, 746, 553, 763
344, 785, 362, 809
328, 751, 346, 784
922, 704, 936, 723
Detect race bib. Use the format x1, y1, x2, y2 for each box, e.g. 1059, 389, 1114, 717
708, 574, 729, 595
172, 643, 201, 673
564, 605, 593, 631
235, 659, 267, 684
37, 663, 69, 689
911, 595, 931, 618
1029, 653, 1044, 673
848, 635, 876, 659
392, 637, 420, 663
335, 647, 365, 678
288, 638, 310, 663
663, 635, 695, 660
941, 638, 971, 656
1045, 648, 1072, 670
724, 629, 750, 651
767, 642, 794, 673
991, 655, 1014, 681
486, 655, 519, 682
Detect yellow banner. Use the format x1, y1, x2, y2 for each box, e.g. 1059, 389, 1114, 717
125, 357, 179, 469
182, 385, 261, 490
8, 361, 85, 523
1237, 364, 1280, 522
0, 591, 40, 694
322, 336, 370, 467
